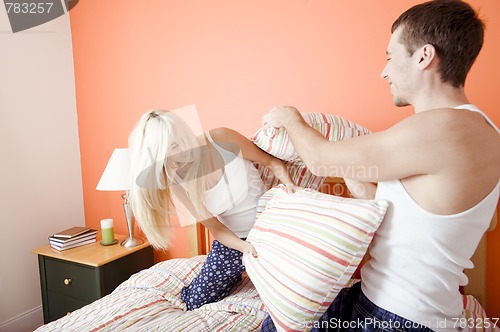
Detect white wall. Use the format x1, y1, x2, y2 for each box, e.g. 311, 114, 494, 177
0, 8, 84, 332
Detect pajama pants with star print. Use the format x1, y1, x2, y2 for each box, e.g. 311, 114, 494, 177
181, 240, 245, 310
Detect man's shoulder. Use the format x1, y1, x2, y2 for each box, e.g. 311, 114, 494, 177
412, 107, 470, 120
405, 108, 486, 132
392, 107, 499, 156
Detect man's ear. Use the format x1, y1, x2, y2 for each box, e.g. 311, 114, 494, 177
416, 44, 436, 70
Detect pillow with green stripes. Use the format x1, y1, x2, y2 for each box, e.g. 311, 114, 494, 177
251, 112, 371, 161
244, 185, 387, 332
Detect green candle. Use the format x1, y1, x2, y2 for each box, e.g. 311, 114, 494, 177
100, 218, 115, 245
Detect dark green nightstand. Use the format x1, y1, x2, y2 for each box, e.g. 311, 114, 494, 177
33, 234, 154, 323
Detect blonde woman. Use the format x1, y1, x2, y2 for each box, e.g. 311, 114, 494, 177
128, 110, 297, 310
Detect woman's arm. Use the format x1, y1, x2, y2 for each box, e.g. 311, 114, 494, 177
170, 181, 213, 222
344, 179, 377, 199
209, 127, 298, 192
172, 184, 256, 256
201, 217, 257, 256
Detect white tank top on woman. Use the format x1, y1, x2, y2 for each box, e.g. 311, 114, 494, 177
203, 132, 266, 238
361, 105, 500, 331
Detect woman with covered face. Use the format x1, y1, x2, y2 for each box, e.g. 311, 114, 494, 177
128, 110, 297, 310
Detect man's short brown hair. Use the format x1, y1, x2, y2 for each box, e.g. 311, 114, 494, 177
392, 0, 484, 87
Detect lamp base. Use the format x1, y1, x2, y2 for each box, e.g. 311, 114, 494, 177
121, 193, 144, 248
121, 237, 144, 247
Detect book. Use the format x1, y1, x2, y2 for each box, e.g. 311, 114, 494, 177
50, 238, 97, 251
49, 236, 97, 250
48, 228, 97, 251
49, 230, 97, 244
53, 226, 91, 239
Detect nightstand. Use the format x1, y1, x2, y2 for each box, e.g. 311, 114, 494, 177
32, 234, 154, 323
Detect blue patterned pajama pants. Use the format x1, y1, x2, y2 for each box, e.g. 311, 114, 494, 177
181, 240, 245, 310
261, 282, 433, 332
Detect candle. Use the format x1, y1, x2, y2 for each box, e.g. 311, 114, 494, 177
100, 218, 115, 245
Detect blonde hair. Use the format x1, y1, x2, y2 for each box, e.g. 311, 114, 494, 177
128, 110, 210, 249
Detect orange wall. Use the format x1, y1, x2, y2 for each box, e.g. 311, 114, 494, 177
69, 1, 500, 314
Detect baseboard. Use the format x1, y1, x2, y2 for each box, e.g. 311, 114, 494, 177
0, 305, 44, 332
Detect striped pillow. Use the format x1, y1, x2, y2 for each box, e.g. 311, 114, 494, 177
462, 295, 498, 332
251, 112, 371, 161
253, 158, 326, 192
245, 185, 388, 332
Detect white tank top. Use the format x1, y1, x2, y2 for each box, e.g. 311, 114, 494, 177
361, 105, 500, 331
202, 132, 265, 238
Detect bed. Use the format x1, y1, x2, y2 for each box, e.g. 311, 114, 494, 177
32, 225, 498, 332
33, 182, 498, 332
34, 114, 499, 331
34, 255, 267, 331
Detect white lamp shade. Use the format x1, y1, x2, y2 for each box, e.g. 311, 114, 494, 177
96, 148, 130, 191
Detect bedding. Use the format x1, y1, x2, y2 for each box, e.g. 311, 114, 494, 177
34, 256, 267, 332
33, 254, 498, 332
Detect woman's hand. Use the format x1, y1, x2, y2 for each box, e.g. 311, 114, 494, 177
267, 158, 299, 194
241, 241, 258, 259
241, 242, 258, 267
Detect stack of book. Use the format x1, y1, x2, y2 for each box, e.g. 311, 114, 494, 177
49, 226, 97, 251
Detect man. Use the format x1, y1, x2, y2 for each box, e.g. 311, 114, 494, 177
262, 0, 500, 331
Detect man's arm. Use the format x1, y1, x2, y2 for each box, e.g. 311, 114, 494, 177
263, 106, 455, 182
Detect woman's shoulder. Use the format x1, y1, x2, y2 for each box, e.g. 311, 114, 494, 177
206, 128, 242, 155
207, 127, 234, 140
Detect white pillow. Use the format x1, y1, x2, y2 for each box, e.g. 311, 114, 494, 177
245, 185, 387, 332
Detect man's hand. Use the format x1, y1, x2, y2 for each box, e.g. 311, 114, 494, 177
262, 106, 301, 130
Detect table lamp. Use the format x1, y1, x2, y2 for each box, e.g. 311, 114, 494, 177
96, 148, 144, 247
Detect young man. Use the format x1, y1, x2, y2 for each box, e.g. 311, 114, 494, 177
262, 0, 500, 331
